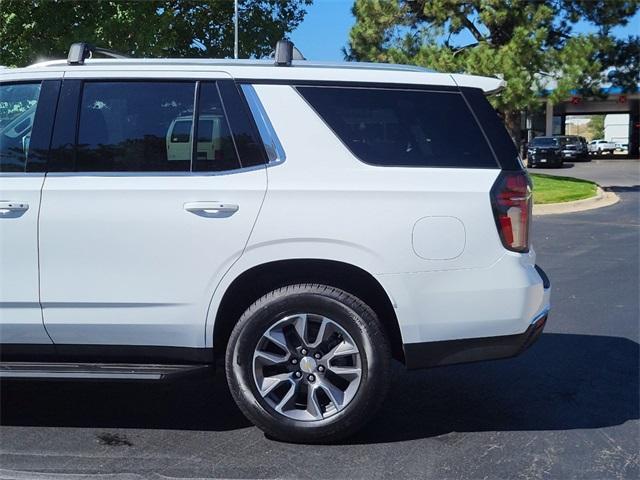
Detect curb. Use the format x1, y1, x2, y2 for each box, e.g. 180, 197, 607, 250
533, 187, 620, 215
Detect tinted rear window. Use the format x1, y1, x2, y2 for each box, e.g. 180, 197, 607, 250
459, 87, 522, 171
77, 81, 196, 172
297, 86, 497, 168
531, 137, 558, 147
63, 81, 243, 173
557, 137, 577, 145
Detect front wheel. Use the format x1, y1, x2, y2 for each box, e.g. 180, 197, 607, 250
225, 284, 391, 443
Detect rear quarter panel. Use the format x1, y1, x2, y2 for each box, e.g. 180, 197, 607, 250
205, 84, 509, 346
243, 84, 505, 275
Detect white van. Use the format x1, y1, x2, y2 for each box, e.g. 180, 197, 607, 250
167, 114, 226, 162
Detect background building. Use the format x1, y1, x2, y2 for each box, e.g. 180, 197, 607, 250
527, 83, 639, 157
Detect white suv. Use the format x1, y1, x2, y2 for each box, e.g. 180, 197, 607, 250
0, 42, 550, 443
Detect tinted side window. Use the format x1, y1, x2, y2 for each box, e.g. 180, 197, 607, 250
460, 87, 522, 171
217, 81, 267, 168
297, 86, 497, 168
0, 82, 41, 172
76, 82, 195, 172
192, 83, 240, 172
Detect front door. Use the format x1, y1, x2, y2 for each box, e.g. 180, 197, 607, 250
39, 78, 267, 349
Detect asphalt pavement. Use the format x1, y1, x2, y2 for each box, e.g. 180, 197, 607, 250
1, 165, 638, 479
531, 158, 639, 187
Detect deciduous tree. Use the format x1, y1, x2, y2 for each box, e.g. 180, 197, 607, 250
346, 0, 639, 139
0, 0, 311, 67
588, 115, 606, 139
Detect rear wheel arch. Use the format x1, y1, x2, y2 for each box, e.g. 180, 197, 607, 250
212, 259, 404, 364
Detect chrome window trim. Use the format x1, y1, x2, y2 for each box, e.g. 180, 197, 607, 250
240, 84, 285, 165
43, 162, 265, 178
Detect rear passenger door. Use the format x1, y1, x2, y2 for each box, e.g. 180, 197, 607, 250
39, 75, 267, 349
0, 78, 58, 347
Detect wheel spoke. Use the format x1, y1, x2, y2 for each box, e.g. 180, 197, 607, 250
274, 380, 297, 414
254, 349, 287, 365
329, 365, 361, 377
315, 333, 341, 357
325, 340, 358, 362
292, 314, 309, 344
282, 317, 305, 351
263, 329, 289, 353
309, 317, 331, 347
258, 373, 291, 396
319, 380, 344, 410
306, 384, 323, 420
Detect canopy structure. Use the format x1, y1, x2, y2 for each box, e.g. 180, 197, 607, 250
534, 83, 640, 158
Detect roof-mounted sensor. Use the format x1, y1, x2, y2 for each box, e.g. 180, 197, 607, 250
67, 43, 129, 65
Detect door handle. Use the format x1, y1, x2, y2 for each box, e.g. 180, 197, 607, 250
0, 201, 29, 215
184, 202, 239, 217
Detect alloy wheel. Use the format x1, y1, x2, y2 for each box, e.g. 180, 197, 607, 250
252, 313, 362, 421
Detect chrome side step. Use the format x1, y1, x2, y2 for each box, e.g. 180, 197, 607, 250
0, 362, 211, 380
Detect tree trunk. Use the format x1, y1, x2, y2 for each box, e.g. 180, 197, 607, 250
503, 110, 524, 156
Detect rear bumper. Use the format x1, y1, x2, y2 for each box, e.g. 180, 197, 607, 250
403, 308, 548, 369
391, 262, 551, 370
528, 155, 563, 166
561, 150, 580, 159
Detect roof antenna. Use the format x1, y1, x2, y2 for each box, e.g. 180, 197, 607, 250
273, 39, 305, 66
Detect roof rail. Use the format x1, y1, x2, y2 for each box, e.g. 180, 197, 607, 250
67, 43, 128, 65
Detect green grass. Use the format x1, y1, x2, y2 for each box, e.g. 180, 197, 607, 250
530, 174, 598, 204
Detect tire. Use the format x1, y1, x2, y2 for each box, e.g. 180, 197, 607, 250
225, 283, 391, 443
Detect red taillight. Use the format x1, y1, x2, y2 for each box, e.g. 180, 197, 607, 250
490, 171, 532, 253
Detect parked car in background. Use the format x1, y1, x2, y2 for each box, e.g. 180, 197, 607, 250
572, 135, 589, 160
579, 136, 589, 156
588, 139, 616, 155
555, 135, 589, 161
615, 142, 628, 153
527, 136, 564, 168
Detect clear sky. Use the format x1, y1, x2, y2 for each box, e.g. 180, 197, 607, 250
290, 0, 640, 62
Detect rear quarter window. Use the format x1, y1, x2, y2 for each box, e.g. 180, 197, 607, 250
297, 86, 498, 168
459, 87, 522, 171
